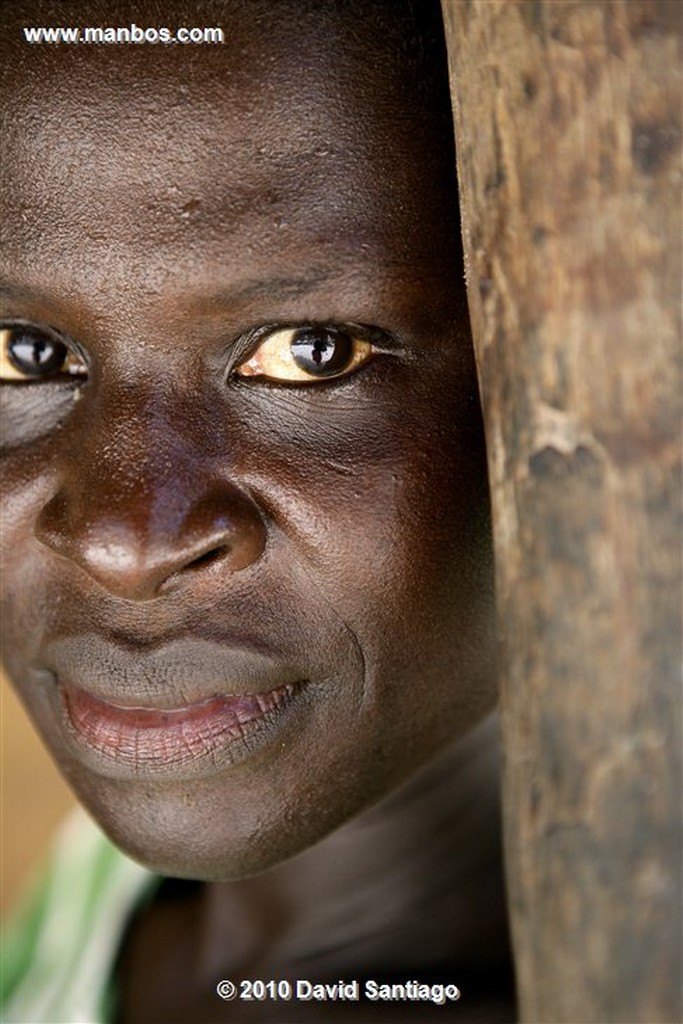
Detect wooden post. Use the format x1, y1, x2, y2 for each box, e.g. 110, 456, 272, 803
441, 2, 682, 1021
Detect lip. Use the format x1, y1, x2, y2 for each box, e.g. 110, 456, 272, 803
60, 679, 305, 776
43, 635, 299, 708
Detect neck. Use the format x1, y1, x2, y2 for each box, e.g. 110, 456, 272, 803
201, 712, 511, 980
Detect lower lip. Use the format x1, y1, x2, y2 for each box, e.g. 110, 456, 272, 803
61, 682, 302, 775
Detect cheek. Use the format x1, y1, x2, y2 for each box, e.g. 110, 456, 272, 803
0, 456, 56, 662
233, 374, 495, 718
237, 368, 490, 592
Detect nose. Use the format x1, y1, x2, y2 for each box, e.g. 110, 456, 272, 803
34, 405, 266, 602
36, 485, 266, 601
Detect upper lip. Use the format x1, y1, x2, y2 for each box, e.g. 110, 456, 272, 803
40, 634, 301, 709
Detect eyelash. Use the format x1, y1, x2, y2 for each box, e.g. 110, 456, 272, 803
227, 322, 389, 386
0, 320, 394, 387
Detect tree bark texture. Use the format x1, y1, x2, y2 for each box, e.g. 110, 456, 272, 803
441, 3, 681, 1022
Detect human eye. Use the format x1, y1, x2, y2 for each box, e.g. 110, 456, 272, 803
232, 324, 378, 384
0, 323, 88, 383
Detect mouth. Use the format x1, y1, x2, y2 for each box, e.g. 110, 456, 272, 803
60, 680, 304, 775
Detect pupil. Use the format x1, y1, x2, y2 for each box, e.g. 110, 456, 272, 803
7, 329, 67, 377
290, 327, 353, 377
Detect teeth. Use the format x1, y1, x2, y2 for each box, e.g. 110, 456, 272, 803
250, 682, 296, 717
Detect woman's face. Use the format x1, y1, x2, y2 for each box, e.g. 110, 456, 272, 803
0, 4, 496, 879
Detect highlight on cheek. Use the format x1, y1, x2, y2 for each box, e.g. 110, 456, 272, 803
0, 325, 88, 383
234, 325, 375, 383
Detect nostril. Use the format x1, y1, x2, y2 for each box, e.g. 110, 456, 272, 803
156, 545, 230, 597
187, 546, 229, 571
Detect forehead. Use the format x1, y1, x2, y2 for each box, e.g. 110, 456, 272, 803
1, 2, 457, 313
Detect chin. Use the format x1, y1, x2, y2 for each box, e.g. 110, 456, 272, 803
64, 753, 387, 882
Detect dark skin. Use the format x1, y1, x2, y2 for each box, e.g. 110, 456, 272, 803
1, 2, 515, 1020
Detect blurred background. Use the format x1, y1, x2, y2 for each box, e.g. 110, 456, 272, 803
1, 674, 75, 915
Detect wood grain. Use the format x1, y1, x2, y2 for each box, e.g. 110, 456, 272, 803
441, 2, 681, 1020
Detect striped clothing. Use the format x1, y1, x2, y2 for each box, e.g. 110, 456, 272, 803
1, 812, 157, 1024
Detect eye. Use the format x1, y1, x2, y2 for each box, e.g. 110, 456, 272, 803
0, 324, 88, 382
233, 325, 376, 384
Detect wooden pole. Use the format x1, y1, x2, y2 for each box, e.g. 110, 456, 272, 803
441, 3, 682, 1021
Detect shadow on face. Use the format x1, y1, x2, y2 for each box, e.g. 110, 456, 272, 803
0, 0, 496, 880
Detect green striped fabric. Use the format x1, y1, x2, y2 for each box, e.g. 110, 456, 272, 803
1, 811, 158, 1024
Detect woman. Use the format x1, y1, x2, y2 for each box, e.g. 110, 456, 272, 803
1, 1, 516, 1019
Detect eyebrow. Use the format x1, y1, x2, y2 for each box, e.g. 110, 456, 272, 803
0, 283, 34, 302
212, 269, 334, 303
0, 268, 335, 311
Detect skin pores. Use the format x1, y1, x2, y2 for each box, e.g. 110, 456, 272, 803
0, 1, 497, 881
